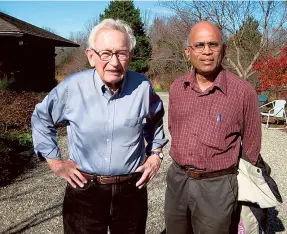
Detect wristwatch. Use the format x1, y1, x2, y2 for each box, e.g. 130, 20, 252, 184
150, 150, 164, 160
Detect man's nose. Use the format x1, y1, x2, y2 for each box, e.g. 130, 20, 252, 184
202, 44, 212, 54
109, 54, 120, 66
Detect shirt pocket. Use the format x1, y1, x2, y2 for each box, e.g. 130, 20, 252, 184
121, 117, 142, 146
200, 119, 228, 151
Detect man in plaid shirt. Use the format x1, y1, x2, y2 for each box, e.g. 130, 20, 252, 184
165, 21, 261, 234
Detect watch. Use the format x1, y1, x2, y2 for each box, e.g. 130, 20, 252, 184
150, 150, 164, 160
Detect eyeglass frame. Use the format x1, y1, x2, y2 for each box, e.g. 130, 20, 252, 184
186, 41, 223, 53
89, 48, 131, 61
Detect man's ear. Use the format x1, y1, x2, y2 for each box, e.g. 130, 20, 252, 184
129, 50, 134, 60
85, 49, 95, 67
184, 47, 190, 60
222, 44, 227, 57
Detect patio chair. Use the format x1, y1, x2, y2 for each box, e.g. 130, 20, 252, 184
260, 100, 287, 128
258, 94, 268, 107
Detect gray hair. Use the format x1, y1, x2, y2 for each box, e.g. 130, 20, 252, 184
87, 18, 136, 51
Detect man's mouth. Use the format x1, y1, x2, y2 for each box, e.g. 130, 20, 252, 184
200, 59, 213, 64
107, 70, 121, 73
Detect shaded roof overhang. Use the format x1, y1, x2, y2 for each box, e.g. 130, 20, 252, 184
0, 12, 79, 47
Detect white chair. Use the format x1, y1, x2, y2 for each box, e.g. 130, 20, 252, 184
260, 100, 287, 128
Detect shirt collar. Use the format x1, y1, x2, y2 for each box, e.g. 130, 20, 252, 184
184, 69, 227, 94
93, 70, 106, 95
93, 69, 127, 95
213, 69, 227, 94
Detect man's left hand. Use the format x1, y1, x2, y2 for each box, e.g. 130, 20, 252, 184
135, 155, 162, 189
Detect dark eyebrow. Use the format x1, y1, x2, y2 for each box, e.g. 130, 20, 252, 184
194, 42, 205, 45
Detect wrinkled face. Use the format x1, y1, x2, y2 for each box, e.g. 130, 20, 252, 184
86, 29, 132, 86
184, 24, 226, 77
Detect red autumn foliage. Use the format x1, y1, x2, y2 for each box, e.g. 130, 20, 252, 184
252, 47, 287, 98
0, 91, 46, 132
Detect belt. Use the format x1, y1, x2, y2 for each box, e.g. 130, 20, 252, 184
182, 166, 237, 179
80, 171, 141, 184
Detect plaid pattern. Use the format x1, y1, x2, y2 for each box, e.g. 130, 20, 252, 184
168, 69, 261, 171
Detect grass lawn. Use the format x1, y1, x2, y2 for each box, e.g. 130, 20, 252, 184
154, 88, 168, 92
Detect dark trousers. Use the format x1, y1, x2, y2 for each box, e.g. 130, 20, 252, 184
63, 179, 148, 234
165, 162, 238, 234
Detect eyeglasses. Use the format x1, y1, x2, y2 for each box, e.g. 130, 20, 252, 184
187, 41, 222, 53
90, 48, 130, 61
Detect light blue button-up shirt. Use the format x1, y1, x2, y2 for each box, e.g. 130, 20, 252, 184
31, 69, 167, 175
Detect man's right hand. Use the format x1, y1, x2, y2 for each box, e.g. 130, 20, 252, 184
46, 158, 87, 188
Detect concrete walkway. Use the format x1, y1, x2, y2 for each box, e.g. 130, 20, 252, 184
0, 93, 286, 234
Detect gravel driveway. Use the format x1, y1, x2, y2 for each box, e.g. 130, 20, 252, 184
0, 93, 286, 234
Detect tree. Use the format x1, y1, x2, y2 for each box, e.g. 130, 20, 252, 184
56, 17, 99, 79
148, 17, 192, 89
253, 46, 287, 98
161, 0, 287, 80
100, 0, 151, 73
227, 17, 262, 74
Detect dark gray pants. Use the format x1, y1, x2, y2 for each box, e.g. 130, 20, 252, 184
164, 162, 238, 234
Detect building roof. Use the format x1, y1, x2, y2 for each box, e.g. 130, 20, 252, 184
0, 12, 79, 47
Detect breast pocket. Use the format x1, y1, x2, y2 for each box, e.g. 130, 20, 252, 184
200, 119, 228, 151
121, 117, 142, 146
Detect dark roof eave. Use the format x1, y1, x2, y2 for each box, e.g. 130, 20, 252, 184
24, 31, 79, 47
0, 31, 23, 37
0, 31, 79, 47
0, 12, 79, 47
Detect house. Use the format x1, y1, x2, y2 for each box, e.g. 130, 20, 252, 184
0, 12, 79, 92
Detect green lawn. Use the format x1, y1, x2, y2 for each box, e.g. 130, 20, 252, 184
154, 89, 168, 92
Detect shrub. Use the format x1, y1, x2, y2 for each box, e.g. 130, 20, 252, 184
0, 90, 46, 132
252, 46, 287, 99
0, 75, 15, 90
7, 131, 33, 147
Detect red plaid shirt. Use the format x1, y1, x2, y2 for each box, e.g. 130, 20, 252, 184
168, 69, 261, 171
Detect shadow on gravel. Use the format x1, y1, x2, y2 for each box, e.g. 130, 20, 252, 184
1, 203, 62, 234
0, 136, 39, 187
266, 207, 285, 234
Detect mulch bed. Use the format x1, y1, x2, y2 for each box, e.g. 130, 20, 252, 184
0, 135, 38, 187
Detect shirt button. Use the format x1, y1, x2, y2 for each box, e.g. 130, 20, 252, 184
106, 139, 110, 142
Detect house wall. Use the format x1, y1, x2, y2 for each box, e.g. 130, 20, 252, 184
0, 36, 57, 92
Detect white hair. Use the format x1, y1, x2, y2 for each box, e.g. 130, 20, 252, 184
88, 18, 136, 51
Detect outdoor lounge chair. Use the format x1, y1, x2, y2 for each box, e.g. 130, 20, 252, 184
258, 94, 268, 107
260, 100, 287, 128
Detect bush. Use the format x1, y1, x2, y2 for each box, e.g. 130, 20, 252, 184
7, 131, 33, 147
150, 72, 185, 90
0, 75, 15, 90
0, 90, 46, 132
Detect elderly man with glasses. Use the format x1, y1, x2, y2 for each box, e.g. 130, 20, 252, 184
165, 21, 261, 233
31, 19, 168, 234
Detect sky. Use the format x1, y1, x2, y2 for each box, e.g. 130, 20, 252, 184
0, 1, 173, 39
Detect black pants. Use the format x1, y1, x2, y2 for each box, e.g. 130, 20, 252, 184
63, 179, 148, 234
165, 162, 238, 234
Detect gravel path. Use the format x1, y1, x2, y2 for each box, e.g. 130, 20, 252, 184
0, 93, 286, 234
